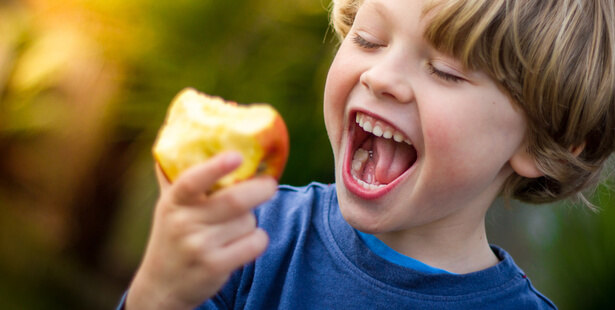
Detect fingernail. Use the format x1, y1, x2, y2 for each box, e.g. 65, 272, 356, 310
225, 151, 243, 166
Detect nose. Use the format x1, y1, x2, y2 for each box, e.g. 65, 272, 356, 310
360, 54, 415, 103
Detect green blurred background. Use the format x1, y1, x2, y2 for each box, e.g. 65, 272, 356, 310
0, 0, 612, 309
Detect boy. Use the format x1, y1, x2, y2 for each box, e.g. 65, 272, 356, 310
121, 0, 614, 309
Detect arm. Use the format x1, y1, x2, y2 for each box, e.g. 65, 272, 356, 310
124, 152, 276, 310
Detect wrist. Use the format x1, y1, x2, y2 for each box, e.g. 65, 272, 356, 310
125, 272, 195, 310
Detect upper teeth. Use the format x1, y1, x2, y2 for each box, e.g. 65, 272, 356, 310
356, 112, 412, 145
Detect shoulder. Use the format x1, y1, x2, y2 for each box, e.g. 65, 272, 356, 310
489, 246, 558, 310
253, 182, 336, 240
268, 182, 335, 204
254, 182, 335, 221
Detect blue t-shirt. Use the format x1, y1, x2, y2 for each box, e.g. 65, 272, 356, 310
355, 230, 456, 275
197, 183, 556, 309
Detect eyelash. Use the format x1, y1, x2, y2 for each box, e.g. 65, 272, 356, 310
352, 33, 464, 83
427, 64, 464, 83
352, 34, 381, 49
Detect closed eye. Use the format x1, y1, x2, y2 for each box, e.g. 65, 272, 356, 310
352, 34, 382, 49
427, 63, 464, 83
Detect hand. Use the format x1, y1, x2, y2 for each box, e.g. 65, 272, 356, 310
125, 152, 277, 310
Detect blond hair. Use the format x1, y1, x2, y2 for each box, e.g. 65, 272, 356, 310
330, 0, 615, 206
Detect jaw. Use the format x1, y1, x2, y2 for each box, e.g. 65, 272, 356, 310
341, 110, 418, 200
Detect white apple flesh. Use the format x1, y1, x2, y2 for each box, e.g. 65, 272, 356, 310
153, 88, 289, 191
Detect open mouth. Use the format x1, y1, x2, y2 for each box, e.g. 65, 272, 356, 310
344, 111, 418, 198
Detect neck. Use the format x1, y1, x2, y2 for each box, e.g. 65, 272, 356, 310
375, 215, 499, 274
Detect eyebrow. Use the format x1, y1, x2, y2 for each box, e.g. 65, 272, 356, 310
363, 0, 389, 20
356, 0, 395, 32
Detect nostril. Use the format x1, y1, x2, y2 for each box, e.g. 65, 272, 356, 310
360, 74, 371, 90
382, 92, 396, 99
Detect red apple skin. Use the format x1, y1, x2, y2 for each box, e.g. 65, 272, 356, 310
255, 114, 289, 180
152, 88, 289, 191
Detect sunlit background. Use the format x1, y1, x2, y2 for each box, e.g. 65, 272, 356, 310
0, 1, 613, 309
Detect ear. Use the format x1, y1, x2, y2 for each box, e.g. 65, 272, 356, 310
510, 144, 544, 178
569, 141, 586, 157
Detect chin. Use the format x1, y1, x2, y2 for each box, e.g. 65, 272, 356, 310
334, 180, 399, 234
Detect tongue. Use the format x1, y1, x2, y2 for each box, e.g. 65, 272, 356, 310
373, 136, 416, 184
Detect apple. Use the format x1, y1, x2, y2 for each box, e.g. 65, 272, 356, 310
153, 87, 289, 191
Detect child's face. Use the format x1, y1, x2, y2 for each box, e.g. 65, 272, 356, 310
324, 0, 531, 234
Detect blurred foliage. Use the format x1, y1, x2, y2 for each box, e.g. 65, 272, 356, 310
0, 0, 613, 309
486, 178, 615, 309
536, 182, 615, 309
1, 0, 335, 309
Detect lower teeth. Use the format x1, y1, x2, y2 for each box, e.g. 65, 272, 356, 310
352, 174, 386, 190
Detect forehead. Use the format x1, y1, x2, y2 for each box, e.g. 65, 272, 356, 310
355, 0, 445, 32
355, 0, 429, 27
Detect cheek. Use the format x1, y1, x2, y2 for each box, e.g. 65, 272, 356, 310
323, 66, 344, 149
324, 72, 352, 164
418, 114, 500, 208
323, 50, 360, 149
421, 102, 525, 182
422, 116, 477, 181
423, 111, 472, 160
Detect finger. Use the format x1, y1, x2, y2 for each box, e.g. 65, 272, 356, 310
171, 152, 243, 205
205, 212, 258, 248
209, 228, 269, 273
200, 176, 278, 223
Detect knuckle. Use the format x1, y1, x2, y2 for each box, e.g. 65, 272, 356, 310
242, 243, 260, 259
223, 193, 246, 212
173, 179, 202, 203
265, 178, 278, 193
167, 211, 193, 231
199, 253, 228, 275
240, 212, 257, 229
260, 177, 278, 193
179, 234, 205, 260
252, 179, 277, 203
245, 231, 268, 256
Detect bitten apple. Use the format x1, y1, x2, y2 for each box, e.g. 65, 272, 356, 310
153, 88, 289, 191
